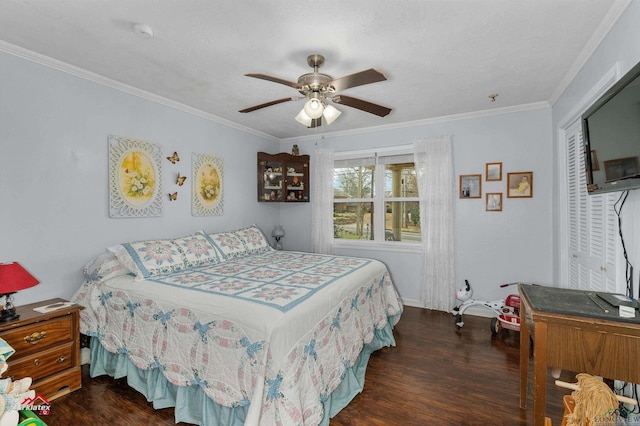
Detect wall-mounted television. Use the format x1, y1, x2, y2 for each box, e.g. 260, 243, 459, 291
582, 60, 640, 195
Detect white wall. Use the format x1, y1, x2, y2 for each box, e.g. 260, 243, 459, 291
1, 43, 554, 310
0, 51, 280, 305
287, 106, 554, 304
551, 0, 640, 294
7, 1, 639, 311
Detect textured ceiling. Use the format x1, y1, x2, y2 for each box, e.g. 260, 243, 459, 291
0, 1, 628, 140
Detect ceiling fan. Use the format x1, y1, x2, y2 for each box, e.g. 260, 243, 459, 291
239, 54, 392, 128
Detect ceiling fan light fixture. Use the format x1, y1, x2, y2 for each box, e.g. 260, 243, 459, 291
303, 98, 324, 119
322, 104, 341, 125
241, 54, 392, 129
295, 109, 313, 127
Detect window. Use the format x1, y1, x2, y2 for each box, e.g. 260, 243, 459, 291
333, 150, 421, 243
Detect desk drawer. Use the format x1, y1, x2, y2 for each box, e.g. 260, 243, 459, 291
6, 342, 74, 382
1, 315, 72, 356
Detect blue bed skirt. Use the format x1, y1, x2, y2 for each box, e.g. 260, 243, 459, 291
89, 315, 397, 426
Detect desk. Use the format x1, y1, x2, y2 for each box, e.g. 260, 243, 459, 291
519, 285, 640, 426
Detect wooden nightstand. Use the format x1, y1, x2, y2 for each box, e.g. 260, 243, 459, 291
0, 298, 83, 400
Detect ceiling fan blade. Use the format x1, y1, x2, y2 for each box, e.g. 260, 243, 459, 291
329, 68, 387, 93
245, 73, 300, 89
239, 97, 298, 113
332, 95, 392, 117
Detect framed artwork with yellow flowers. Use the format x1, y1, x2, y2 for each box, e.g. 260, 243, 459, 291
192, 152, 224, 216
108, 135, 163, 218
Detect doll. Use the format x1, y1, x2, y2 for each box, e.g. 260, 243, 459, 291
0, 358, 18, 426
0, 338, 35, 426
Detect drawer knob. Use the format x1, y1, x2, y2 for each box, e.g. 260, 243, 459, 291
56, 355, 68, 363
33, 359, 40, 367
24, 331, 47, 344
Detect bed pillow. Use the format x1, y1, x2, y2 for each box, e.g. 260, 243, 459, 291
109, 239, 187, 280
233, 225, 272, 255
203, 225, 273, 260
82, 251, 131, 283
172, 233, 223, 268
202, 230, 248, 260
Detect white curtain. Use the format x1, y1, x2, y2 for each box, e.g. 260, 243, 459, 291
311, 148, 334, 254
414, 137, 456, 311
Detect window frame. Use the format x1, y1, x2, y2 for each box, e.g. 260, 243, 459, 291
332, 147, 421, 252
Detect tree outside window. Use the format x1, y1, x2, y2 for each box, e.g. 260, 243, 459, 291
333, 153, 420, 243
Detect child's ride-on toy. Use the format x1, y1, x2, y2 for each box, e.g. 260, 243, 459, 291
491, 293, 521, 334
452, 280, 521, 334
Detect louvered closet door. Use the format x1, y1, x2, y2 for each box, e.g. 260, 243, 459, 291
565, 121, 618, 292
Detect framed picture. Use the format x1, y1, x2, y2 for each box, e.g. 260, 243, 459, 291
486, 193, 502, 211
604, 156, 639, 182
459, 174, 482, 198
108, 135, 163, 218
507, 171, 533, 198
192, 153, 224, 216
486, 162, 502, 181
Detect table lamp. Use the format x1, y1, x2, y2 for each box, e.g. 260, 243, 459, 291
272, 225, 285, 250
0, 262, 39, 322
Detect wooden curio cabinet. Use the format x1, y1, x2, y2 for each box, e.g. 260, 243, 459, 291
258, 152, 310, 202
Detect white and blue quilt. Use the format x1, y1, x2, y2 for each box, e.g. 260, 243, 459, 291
148, 251, 373, 312
73, 250, 403, 426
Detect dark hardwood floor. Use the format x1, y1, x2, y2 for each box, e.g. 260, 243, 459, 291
41, 307, 571, 425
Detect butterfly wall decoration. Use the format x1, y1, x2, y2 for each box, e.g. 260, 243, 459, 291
168, 192, 177, 201
177, 173, 187, 186
167, 152, 180, 164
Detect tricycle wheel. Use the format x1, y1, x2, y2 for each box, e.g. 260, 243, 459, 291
490, 317, 500, 334
455, 314, 463, 328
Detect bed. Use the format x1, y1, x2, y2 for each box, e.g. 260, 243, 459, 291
72, 226, 403, 425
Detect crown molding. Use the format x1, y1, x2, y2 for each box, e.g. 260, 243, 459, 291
280, 101, 550, 143
0, 40, 279, 142
548, 0, 631, 105
0, 40, 550, 144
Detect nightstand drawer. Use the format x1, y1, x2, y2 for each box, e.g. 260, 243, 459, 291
0, 298, 83, 401
6, 341, 74, 382
1, 315, 72, 356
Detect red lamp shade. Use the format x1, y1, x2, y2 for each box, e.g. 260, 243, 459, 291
0, 262, 39, 294
0, 262, 39, 322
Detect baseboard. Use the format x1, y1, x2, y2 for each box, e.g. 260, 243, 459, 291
402, 298, 421, 308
